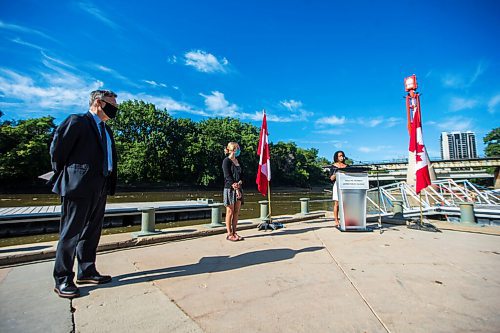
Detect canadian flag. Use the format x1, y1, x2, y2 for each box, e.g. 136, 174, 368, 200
256, 112, 271, 196
409, 94, 431, 194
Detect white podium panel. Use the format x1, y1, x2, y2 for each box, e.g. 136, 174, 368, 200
337, 171, 369, 231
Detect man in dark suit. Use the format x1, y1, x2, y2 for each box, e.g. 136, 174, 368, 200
50, 90, 119, 298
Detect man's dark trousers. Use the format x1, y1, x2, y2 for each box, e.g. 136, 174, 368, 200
53, 183, 107, 286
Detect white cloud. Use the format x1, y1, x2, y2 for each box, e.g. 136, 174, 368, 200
315, 115, 346, 125
487, 94, 500, 114
118, 92, 202, 115
428, 116, 473, 132
280, 99, 303, 111
314, 128, 348, 135
356, 116, 402, 128
315, 115, 402, 129
253, 111, 295, 122
442, 74, 465, 88
93, 64, 139, 87
358, 117, 383, 127
143, 80, 167, 88
0, 20, 56, 41
195, 93, 312, 122
442, 61, 486, 89
358, 145, 392, 153
77, 1, 120, 30
41, 51, 76, 70
184, 50, 229, 73
0, 68, 102, 111
384, 117, 403, 127
274, 99, 313, 122
449, 96, 478, 111
167, 55, 177, 64
200, 91, 238, 116
470, 62, 486, 85
10, 37, 45, 51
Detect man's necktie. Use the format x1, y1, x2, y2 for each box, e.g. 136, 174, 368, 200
99, 122, 109, 176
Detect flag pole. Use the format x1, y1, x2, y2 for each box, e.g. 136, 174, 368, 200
419, 191, 423, 227
267, 179, 272, 221
256, 109, 282, 231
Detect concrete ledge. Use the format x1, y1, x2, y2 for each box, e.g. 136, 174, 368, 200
0, 212, 326, 266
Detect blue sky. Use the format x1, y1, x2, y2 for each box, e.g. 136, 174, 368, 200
1, 0, 499, 162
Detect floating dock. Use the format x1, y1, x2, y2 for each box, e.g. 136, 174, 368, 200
0, 200, 213, 237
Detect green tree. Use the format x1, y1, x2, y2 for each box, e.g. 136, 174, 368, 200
484, 127, 500, 188
269, 142, 326, 187
0, 115, 56, 185
192, 118, 259, 186
484, 127, 500, 157
110, 100, 177, 183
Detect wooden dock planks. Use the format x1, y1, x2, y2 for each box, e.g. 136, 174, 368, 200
0, 200, 211, 224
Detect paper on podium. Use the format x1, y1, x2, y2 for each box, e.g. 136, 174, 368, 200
38, 171, 55, 180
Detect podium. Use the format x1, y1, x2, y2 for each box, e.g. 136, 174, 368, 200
336, 167, 370, 231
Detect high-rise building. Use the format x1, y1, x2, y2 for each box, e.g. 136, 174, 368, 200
440, 131, 478, 160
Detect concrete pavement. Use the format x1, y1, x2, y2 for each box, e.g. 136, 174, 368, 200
1, 214, 500, 332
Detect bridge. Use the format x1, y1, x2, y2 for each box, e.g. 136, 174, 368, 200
351, 157, 500, 185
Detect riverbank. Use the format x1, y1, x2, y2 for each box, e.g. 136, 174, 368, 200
0, 181, 329, 195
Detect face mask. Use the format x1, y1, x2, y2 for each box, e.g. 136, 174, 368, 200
102, 101, 118, 119
235, 148, 241, 157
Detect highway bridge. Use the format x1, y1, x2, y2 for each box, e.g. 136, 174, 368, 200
348, 157, 500, 185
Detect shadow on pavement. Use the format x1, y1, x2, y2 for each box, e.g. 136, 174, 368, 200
0, 245, 52, 253
79, 246, 324, 296
244, 225, 334, 239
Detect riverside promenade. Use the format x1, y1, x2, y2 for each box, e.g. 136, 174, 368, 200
1, 212, 499, 333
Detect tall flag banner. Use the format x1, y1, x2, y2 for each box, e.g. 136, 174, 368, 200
405, 75, 431, 194
256, 111, 271, 196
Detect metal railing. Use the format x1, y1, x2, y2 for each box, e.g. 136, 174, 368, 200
366, 180, 500, 220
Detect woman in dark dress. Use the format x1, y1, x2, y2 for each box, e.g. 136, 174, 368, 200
222, 142, 244, 241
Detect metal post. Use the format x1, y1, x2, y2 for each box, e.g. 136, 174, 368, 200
132, 207, 162, 237
197, 198, 214, 204
392, 200, 404, 218
208, 203, 225, 228
259, 200, 269, 221
459, 202, 475, 224
299, 198, 309, 215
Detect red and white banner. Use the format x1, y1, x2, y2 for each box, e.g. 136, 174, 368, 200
256, 112, 271, 196
409, 94, 431, 194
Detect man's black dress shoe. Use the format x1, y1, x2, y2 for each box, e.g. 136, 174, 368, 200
54, 282, 80, 299
76, 274, 112, 285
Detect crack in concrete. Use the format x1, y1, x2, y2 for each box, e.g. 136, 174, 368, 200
312, 229, 393, 333
70, 300, 76, 333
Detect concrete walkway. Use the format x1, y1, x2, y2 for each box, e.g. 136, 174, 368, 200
1, 215, 500, 332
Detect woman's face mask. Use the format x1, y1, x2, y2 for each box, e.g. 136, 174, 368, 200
235, 148, 241, 157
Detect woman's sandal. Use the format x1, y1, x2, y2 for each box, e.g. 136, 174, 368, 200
235, 233, 244, 241
226, 234, 238, 242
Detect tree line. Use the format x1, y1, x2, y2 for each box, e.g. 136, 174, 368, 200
2, 104, 498, 190
0, 102, 331, 189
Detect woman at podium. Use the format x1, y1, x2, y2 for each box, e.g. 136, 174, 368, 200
329, 151, 347, 226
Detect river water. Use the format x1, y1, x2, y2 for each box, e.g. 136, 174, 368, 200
0, 190, 333, 247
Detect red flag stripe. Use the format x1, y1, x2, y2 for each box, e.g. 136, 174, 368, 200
408, 92, 431, 193
256, 113, 271, 196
